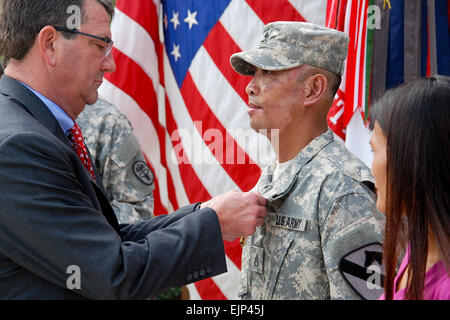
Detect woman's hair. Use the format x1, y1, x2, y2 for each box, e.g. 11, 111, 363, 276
369, 76, 450, 300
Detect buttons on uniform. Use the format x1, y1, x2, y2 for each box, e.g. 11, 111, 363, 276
186, 273, 193, 282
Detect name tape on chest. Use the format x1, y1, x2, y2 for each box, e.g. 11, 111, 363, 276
272, 213, 308, 232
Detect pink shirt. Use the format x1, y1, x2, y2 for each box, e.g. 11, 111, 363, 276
380, 245, 450, 300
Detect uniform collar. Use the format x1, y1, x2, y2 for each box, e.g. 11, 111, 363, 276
258, 129, 335, 201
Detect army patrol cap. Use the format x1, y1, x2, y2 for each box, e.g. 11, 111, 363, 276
230, 21, 349, 76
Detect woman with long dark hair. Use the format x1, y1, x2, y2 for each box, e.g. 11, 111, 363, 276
369, 76, 450, 300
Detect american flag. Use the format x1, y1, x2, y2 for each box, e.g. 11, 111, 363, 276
98, 0, 449, 299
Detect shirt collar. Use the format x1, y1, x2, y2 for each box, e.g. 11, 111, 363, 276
257, 129, 335, 201
18, 81, 74, 135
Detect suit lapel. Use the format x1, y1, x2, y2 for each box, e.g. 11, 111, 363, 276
0, 75, 71, 148
0, 76, 100, 183
0, 75, 122, 234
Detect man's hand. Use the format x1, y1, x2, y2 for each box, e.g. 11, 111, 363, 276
201, 190, 267, 242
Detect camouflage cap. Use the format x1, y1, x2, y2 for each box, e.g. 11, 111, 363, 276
230, 21, 349, 76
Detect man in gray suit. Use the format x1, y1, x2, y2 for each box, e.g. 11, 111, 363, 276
0, 0, 267, 299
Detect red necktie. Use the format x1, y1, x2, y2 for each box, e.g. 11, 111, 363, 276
67, 123, 96, 180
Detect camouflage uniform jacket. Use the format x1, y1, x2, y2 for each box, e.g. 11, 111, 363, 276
239, 129, 384, 300
77, 99, 154, 224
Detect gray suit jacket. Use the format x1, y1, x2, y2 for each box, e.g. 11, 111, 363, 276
0, 76, 227, 299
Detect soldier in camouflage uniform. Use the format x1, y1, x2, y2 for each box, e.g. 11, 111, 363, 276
230, 22, 385, 299
77, 98, 154, 224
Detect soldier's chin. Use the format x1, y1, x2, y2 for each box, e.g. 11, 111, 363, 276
249, 120, 262, 133
251, 124, 276, 139
251, 125, 267, 136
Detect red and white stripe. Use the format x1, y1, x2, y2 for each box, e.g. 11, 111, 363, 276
327, 0, 373, 167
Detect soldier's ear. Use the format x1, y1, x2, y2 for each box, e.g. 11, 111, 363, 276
303, 73, 327, 107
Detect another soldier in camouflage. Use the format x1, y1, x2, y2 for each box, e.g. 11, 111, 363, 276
230, 22, 384, 299
77, 98, 154, 224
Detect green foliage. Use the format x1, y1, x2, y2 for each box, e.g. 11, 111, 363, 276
154, 287, 182, 300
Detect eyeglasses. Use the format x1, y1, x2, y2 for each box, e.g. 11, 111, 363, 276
54, 26, 114, 57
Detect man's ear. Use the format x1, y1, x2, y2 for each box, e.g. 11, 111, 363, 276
303, 73, 328, 107
37, 26, 58, 67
